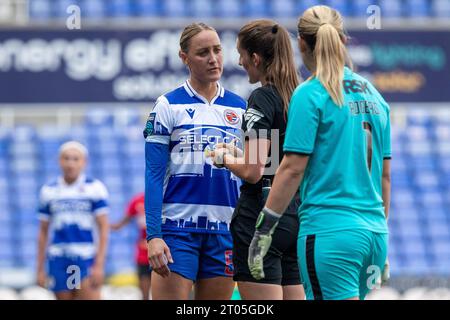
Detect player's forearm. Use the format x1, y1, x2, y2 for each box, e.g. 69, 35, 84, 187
114, 216, 132, 229
95, 219, 109, 267
265, 161, 304, 215
37, 229, 48, 272
382, 159, 391, 220
382, 177, 391, 220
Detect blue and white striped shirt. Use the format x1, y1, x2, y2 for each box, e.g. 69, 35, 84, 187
145, 81, 246, 234
38, 174, 109, 259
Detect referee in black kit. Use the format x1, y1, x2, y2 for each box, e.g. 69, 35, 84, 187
209, 20, 304, 300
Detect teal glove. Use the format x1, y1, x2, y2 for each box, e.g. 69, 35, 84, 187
248, 207, 281, 280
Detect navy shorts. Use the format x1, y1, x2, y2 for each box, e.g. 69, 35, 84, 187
160, 231, 233, 281
47, 256, 94, 293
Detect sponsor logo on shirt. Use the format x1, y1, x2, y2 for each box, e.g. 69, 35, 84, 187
223, 109, 240, 125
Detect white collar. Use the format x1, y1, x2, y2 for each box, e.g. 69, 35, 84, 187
183, 80, 225, 105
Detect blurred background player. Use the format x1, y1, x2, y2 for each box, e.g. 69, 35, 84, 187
247, 5, 391, 300
144, 22, 246, 300
210, 20, 304, 300
36, 141, 109, 300
110, 192, 151, 300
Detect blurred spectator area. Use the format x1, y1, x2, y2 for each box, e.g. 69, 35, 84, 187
0, 105, 148, 280
1, 0, 450, 25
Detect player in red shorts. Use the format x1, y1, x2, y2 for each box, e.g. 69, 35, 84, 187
111, 193, 151, 300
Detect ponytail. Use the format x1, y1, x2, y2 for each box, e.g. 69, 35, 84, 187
315, 23, 346, 106
297, 5, 352, 107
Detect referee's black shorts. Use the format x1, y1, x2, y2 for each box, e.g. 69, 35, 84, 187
230, 192, 302, 286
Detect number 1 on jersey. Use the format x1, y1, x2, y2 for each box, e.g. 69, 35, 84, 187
363, 121, 373, 173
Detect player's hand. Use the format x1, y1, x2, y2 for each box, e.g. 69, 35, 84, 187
37, 269, 47, 288
90, 263, 104, 288
381, 258, 390, 285
215, 141, 243, 158
209, 148, 230, 168
248, 208, 281, 280
148, 238, 174, 278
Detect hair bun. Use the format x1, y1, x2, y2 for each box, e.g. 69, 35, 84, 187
271, 24, 278, 34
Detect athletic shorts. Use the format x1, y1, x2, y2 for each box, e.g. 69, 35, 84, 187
298, 229, 388, 300
159, 231, 233, 281
230, 192, 302, 286
47, 256, 94, 293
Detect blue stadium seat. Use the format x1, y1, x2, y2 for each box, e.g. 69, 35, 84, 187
0, 244, 15, 268
244, 0, 269, 17
53, 0, 79, 18
397, 220, 423, 240
85, 109, 114, 127
114, 108, 143, 128
326, 0, 351, 16
405, 125, 430, 142
412, 171, 441, 191
407, 108, 433, 127
270, 0, 296, 17
405, 0, 430, 17
378, 0, 404, 17
420, 191, 445, 209
431, 125, 450, 142
161, 0, 189, 17
436, 142, 450, 157
392, 188, 416, 207
216, 0, 241, 18
134, 0, 161, 17
103, 176, 124, 193
391, 172, 411, 188
107, 0, 133, 17
432, 0, 450, 17
29, 0, 52, 19
190, 0, 214, 17
296, 0, 321, 15
79, 0, 106, 18
351, 0, 373, 17
426, 222, 450, 240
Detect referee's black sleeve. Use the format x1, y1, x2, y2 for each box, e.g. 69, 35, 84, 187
242, 87, 276, 139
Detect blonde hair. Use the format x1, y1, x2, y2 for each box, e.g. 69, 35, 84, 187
59, 141, 88, 157
238, 19, 300, 116
180, 22, 216, 53
298, 5, 352, 106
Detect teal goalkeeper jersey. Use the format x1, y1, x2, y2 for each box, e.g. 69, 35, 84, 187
284, 67, 391, 236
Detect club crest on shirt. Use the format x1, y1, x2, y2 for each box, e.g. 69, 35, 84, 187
223, 109, 240, 125
143, 112, 156, 139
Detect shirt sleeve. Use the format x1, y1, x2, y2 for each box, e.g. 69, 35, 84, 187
92, 180, 109, 216
283, 86, 321, 155
145, 142, 169, 241
38, 186, 51, 222
383, 105, 392, 159
143, 96, 173, 145
242, 89, 275, 140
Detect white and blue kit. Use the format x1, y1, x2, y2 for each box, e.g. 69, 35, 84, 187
144, 81, 246, 280
38, 174, 109, 292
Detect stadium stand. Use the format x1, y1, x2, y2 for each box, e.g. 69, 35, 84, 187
25, 0, 450, 19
